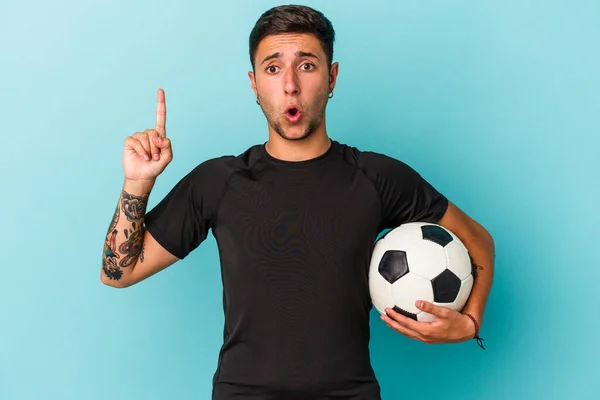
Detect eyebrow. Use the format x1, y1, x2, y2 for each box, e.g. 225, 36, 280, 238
261, 51, 320, 65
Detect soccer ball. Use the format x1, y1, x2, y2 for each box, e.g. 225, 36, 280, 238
369, 222, 473, 322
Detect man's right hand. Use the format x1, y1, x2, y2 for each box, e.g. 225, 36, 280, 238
123, 88, 173, 182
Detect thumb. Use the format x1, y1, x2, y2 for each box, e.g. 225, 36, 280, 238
153, 136, 171, 150
416, 300, 451, 319
153, 136, 173, 159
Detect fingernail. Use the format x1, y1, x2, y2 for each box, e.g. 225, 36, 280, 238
144, 154, 150, 160
153, 153, 159, 160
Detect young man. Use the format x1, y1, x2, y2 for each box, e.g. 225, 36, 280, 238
101, 5, 495, 399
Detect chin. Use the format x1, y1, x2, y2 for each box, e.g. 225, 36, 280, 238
287, 127, 309, 138
272, 122, 311, 141
283, 128, 313, 141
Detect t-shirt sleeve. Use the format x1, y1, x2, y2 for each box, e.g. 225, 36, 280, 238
361, 151, 449, 230
144, 158, 231, 259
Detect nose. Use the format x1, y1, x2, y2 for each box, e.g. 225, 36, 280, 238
283, 67, 300, 96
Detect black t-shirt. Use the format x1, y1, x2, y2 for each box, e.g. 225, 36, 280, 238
144, 139, 448, 400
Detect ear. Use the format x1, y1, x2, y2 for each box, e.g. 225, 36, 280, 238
248, 71, 257, 97
328, 62, 339, 93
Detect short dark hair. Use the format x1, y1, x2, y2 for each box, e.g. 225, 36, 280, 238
249, 5, 335, 70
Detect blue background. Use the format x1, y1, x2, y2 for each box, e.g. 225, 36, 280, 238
1, 0, 598, 399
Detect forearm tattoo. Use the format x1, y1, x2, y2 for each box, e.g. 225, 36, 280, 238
102, 190, 149, 281
103, 227, 122, 280
118, 223, 143, 268
469, 255, 484, 279
106, 203, 119, 236
121, 191, 149, 221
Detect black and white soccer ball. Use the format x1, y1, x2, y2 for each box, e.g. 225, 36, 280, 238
369, 222, 473, 322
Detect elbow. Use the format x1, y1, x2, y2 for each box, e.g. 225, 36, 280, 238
100, 270, 132, 288
480, 226, 494, 248
457, 219, 494, 257
469, 218, 494, 246
483, 226, 495, 250
471, 224, 495, 259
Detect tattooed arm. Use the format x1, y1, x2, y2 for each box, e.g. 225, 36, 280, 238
101, 179, 178, 288
102, 88, 176, 287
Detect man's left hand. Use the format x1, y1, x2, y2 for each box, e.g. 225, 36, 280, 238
380, 301, 476, 344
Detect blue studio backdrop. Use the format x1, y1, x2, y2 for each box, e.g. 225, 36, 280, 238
1, 0, 598, 399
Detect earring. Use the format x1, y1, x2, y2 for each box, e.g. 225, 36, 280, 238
256, 98, 260, 105
328, 91, 334, 99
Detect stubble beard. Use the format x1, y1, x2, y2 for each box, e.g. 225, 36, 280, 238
257, 88, 329, 141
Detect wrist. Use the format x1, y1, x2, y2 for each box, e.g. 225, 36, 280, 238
463, 314, 478, 339
463, 312, 486, 350
123, 178, 155, 195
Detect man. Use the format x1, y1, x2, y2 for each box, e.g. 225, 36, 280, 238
101, 5, 495, 399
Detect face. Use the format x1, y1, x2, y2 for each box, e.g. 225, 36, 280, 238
249, 33, 338, 141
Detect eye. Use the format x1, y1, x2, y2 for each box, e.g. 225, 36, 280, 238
301, 63, 315, 71
266, 65, 279, 74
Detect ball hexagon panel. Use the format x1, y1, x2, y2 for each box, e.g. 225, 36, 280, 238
444, 238, 472, 280
391, 272, 433, 317
432, 269, 462, 303
381, 223, 426, 247
378, 250, 409, 284
454, 274, 474, 311
404, 239, 448, 280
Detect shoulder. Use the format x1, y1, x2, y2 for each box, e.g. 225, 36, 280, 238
334, 141, 417, 179
186, 144, 263, 185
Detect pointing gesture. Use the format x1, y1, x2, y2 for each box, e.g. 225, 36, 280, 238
155, 88, 167, 137
123, 88, 173, 182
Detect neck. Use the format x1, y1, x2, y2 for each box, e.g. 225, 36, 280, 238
265, 125, 331, 162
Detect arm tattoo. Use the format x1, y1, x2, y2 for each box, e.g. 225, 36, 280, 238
140, 244, 145, 263
103, 229, 122, 280
118, 222, 143, 267
102, 204, 122, 280
469, 255, 484, 279
121, 191, 149, 222
106, 204, 119, 235
102, 190, 149, 281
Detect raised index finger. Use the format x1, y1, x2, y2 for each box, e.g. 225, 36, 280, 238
155, 88, 167, 137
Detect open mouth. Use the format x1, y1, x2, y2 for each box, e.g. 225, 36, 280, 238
285, 106, 302, 122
